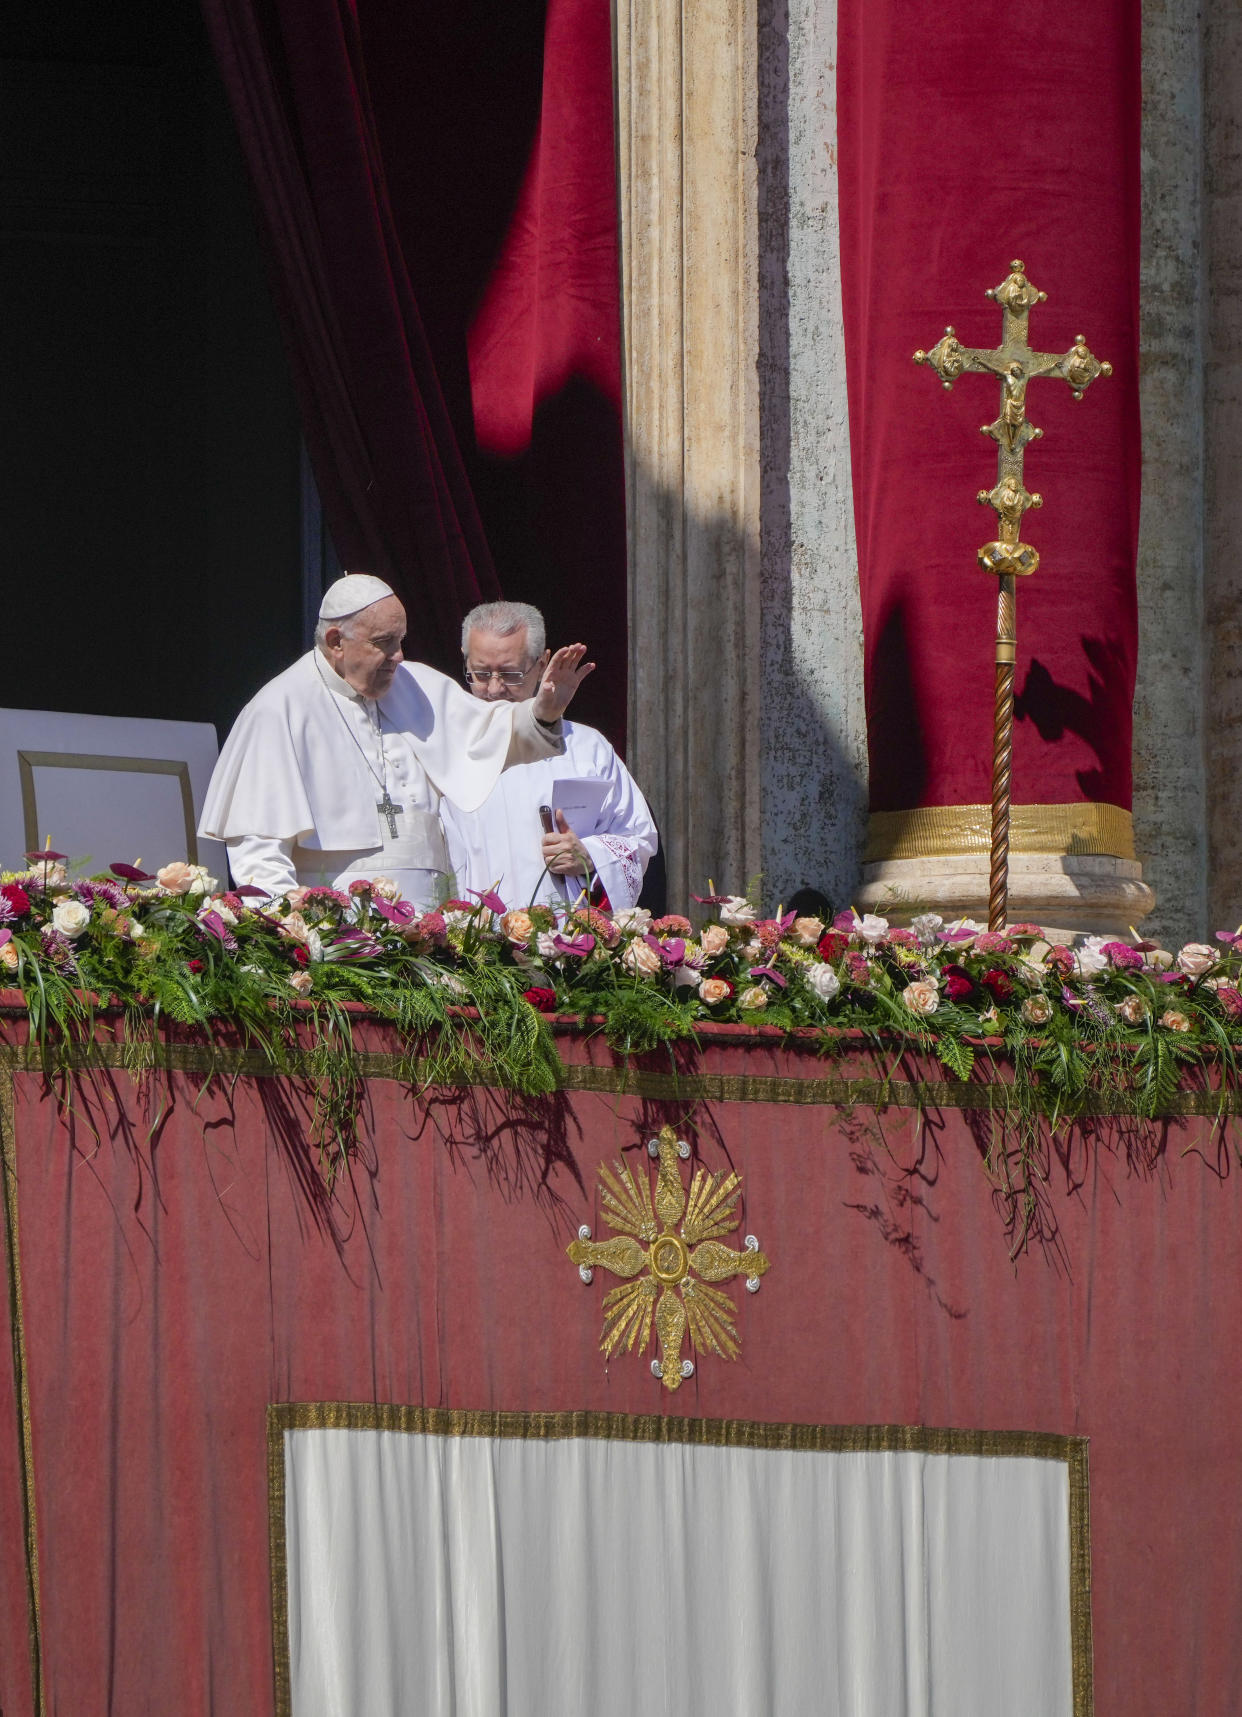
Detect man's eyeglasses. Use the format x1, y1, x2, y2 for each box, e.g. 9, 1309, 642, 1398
464, 666, 530, 686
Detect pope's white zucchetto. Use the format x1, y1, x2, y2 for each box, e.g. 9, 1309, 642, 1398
317, 573, 396, 621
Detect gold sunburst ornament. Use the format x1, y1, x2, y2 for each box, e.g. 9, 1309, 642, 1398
567, 1126, 771, 1391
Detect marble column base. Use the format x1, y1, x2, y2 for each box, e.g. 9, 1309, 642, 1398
854, 853, 1157, 943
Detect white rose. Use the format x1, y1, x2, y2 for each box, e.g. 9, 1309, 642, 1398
1176, 942, 1216, 977
369, 875, 401, 901
536, 931, 560, 959
51, 900, 90, 939
670, 964, 701, 989
737, 984, 769, 1010
911, 913, 944, 945
718, 896, 756, 926
443, 909, 474, 932
805, 964, 841, 1001
853, 913, 889, 943
1074, 935, 1110, 977
612, 907, 653, 932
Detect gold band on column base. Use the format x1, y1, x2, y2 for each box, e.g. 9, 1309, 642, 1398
864, 802, 1136, 864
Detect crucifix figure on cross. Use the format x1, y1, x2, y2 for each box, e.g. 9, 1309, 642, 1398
914, 260, 1111, 931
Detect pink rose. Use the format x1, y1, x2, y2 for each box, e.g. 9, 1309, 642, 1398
1176, 943, 1216, 977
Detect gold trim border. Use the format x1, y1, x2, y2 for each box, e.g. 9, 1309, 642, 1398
1, 1062, 44, 1714
865, 802, 1135, 862
267, 1404, 1091, 1717
0, 1038, 1235, 1119
17, 749, 200, 865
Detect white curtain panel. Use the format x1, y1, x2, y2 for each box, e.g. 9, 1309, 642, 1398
283, 1429, 1073, 1717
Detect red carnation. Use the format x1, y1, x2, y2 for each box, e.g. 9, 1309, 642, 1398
0, 884, 31, 917
292, 945, 310, 967
522, 987, 557, 1012
817, 931, 848, 962
186, 959, 205, 975
981, 968, 1013, 1002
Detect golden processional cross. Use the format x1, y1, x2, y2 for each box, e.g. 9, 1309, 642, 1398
914, 261, 1111, 931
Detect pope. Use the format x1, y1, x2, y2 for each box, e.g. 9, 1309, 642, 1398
198, 573, 594, 904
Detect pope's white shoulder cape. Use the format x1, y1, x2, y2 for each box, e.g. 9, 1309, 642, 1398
199, 652, 537, 847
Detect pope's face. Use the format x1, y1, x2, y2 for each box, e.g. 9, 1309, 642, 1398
463, 627, 550, 702
325, 596, 407, 699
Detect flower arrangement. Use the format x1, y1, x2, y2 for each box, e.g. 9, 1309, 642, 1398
2, 858, 1239, 1137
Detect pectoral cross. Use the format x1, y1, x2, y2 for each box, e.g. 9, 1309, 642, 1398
377, 789, 403, 840
914, 261, 1111, 931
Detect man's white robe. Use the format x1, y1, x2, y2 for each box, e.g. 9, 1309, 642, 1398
198, 651, 562, 904
440, 719, 657, 911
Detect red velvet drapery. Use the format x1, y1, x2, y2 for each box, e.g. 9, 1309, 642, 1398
202, 0, 627, 738
836, 0, 1142, 816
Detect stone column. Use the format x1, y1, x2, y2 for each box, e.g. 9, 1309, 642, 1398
617, 0, 763, 910
1131, 1, 1208, 950
1206, 0, 1242, 931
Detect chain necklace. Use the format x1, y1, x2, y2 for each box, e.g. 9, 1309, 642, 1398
315, 654, 404, 839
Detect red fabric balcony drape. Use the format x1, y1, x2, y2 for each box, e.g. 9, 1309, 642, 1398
836, 0, 1142, 821
202, 0, 627, 740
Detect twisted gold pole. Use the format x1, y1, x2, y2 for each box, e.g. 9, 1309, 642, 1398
989, 574, 1017, 932
914, 263, 1111, 937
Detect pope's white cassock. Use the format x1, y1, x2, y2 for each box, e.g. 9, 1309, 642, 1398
440, 719, 658, 911
199, 582, 563, 906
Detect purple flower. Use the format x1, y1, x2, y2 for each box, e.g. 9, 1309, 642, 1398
748, 964, 788, 989
552, 932, 596, 958
196, 911, 238, 951
1060, 985, 1085, 1012
469, 886, 509, 915
371, 894, 418, 927
74, 879, 127, 911
108, 862, 155, 881
644, 932, 687, 967
832, 910, 857, 933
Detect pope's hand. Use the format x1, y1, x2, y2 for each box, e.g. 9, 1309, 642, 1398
542, 810, 589, 878
533, 643, 595, 723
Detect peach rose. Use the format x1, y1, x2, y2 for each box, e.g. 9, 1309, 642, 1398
622, 939, 662, 978
698, 976, 732, 1004
157, 862, 215, 896
1117, 994, 1149, 1025
500, 909, 535, 945
698, 923, 730, 957
1176, 943, 1216, 977
901, 979, 940, 1016
1159, 1009, 1192, 1033
737, 984, 769, 1010
791, 916, 824, 949
1020, 994, 1052, 1025
288, 970, 314, 997
0, 941, 19, 971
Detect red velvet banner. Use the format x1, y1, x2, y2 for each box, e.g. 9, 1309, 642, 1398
2, 1023, 1241, 1712
836, 1, 1142, 815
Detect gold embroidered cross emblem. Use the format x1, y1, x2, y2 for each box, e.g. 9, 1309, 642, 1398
568, 1125, 771, 1391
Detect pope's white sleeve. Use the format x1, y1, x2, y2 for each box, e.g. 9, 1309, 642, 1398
505, 699, 564, 765
226, 834, 296, 897
576, 753, 659, 910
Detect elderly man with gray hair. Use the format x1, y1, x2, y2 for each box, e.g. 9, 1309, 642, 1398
199, 574, 593, 905
440, 600, 657, 911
